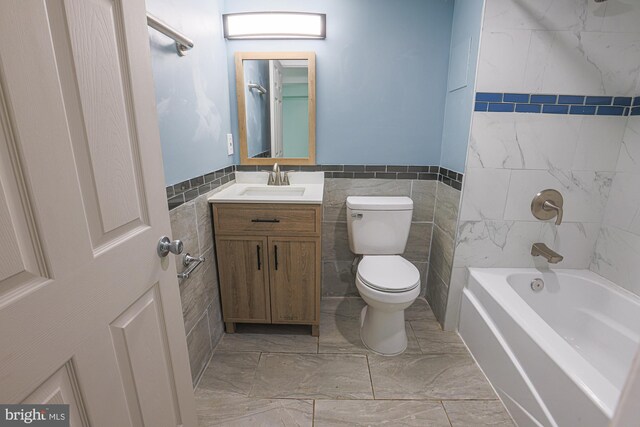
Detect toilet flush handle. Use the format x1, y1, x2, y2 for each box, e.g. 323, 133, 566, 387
351, 213, 363, 219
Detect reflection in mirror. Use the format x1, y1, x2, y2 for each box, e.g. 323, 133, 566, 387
244, 59, 309, 159
235, 52, 316, 165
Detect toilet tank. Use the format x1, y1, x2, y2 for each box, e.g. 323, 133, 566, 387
346, 196, 413, 255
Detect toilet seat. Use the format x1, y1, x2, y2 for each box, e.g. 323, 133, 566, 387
357, 255, 420, 293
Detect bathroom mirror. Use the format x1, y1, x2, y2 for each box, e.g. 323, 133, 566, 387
235, 52, 316, 165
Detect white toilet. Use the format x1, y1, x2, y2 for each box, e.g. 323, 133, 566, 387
346, 196, 421, 355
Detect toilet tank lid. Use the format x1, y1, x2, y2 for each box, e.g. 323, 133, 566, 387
346, 196, 413, 210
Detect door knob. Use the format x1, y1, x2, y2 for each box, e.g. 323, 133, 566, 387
157, 236, 183, 257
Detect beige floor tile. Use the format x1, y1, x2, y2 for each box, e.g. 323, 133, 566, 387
405, 297, 437, 321
191, 296, 511, 427
215, 324, 318, 354
369, 353, 496, 400
410, 319, 468, 354
318, 310, 363, 353
320, 297, 366, 320
195, 391, 313, 427
250, 353, 373, 399
314, 400, 450, 426
196, 352, 260, 397
444, 400, 515, 426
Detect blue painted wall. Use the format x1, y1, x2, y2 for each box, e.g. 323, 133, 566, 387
243, 60, 271, 157
224, 0, 455, 165
147, 0, 233, 186
439, 0, 484, 173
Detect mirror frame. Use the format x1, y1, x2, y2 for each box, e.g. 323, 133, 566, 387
235, 51, 316, 165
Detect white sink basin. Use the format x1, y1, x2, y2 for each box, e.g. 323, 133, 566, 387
240, 186, 305, 197
208, 171, 324, 204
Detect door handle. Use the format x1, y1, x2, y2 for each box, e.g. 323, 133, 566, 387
157, 236, 183, 257
256, 244, 261, 270
274, 245, 278, 270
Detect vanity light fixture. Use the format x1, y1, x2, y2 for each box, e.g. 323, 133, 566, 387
223, 12, 326, 40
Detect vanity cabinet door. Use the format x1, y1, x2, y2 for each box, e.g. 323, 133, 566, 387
268, 237, 320, 324
216, 236, 271, 323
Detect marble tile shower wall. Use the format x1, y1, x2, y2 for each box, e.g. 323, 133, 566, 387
439, 0, 640, 330
591, 115, 640, 296
168, 181, 234, 385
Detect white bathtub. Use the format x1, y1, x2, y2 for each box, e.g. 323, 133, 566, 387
459, 268, 640, 427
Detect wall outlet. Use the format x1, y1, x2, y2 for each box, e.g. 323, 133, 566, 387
226, 134, 234, 155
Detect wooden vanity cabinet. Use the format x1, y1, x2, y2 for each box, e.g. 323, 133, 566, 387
212, 203, 322, 336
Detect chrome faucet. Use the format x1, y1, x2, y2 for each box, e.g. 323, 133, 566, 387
531, 243, 563, 264
267, 163, 289, 186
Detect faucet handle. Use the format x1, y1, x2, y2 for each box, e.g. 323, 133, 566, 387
531, 189, 564, 225
282, 171, 290, 185
543, 200, 563, 225
267, 171, 276, 185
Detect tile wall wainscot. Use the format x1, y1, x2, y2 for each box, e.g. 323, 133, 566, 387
167, 166, 236, 210
234, 164, 463, 299
169, 179, 235, 385
236, 164, 463, 190
439, 0, 640, 331
166, 164, 464, 377
312, 165, 463, 300
425, 181, 462, 325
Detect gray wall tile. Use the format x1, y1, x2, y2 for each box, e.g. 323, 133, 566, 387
435, 182, 461, 241
169, 202, 198, 274
195, 195, 214, 254
426, 266, 449, 326
179, 246, 215, 335
411, 181, 437, 222
207, 303, 224, 349
322, 222, 353, 261
322, 261, 358, 296
170, 187, 229, 382
404, 222, 432, 262
429, 225, 455, 285
187, 313, 213, 385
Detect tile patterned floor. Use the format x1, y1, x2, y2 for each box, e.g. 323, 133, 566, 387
195, 297, 515, 426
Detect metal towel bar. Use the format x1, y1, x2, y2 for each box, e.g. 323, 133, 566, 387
147, 13, 194, 57
248, 82, 267, 95
177, 253, 205, 280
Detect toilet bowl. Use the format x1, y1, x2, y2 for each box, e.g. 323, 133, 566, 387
346, 196, 420, 356
355, 255, 420, 355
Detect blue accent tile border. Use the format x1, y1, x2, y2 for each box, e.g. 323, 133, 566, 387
475, 92, 640, 117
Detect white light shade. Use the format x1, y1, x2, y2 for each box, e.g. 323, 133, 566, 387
223, 12, 326, 39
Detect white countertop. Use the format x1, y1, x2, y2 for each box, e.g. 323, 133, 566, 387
208, 171, 324, 204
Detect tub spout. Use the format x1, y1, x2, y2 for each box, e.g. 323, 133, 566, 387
531, 243, 563, 264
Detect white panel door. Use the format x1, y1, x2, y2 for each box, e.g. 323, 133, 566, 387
0, 1, 197, 426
